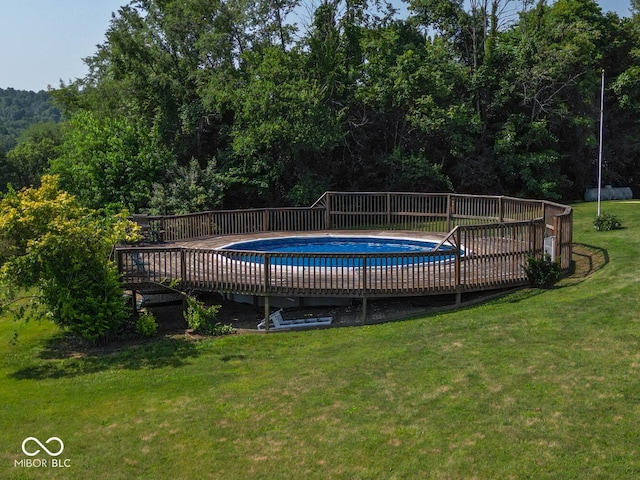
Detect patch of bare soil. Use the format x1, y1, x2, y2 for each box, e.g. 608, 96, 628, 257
149, 291, 508, 333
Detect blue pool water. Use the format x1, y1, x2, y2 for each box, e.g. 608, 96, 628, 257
220, 236, 458, 267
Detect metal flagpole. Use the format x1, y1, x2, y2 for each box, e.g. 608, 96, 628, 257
597, 69, 605, 217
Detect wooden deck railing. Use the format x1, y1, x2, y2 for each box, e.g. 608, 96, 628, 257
150, 193, 555, 240
118, 217, 560, 299
120, 192, 571, 298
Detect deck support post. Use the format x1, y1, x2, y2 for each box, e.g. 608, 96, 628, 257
131, 289, 139, 318
362, 297, 368, 324
264, 296, 270, 332
553, 216, 561, 261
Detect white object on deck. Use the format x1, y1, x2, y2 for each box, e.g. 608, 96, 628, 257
257, 309, 333, 331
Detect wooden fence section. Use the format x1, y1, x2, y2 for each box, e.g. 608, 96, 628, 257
155, 193, 553, 238
121, 192, 572, 299
118, 218, 549, 298
160, 207, 326, 241
542, 201, 573, 270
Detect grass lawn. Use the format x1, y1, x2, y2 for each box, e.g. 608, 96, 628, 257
1, 200, 639, 479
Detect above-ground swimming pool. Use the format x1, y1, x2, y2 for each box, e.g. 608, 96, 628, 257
220, 235, 460, 267
119, 192, 572, 313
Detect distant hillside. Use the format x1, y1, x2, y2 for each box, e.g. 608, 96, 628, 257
0, 88, 61, 152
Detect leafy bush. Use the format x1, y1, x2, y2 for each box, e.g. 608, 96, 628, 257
593, 212, 622, 231
0, 175, 140, 344
184, 296, 234, 336
136, 311, 158, 338
523, 254, 562, 288
209, 323, 236, 336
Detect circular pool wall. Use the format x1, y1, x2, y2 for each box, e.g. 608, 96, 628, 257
219, 235, 459, 267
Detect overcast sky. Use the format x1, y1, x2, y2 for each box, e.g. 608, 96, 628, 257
0, 0, 633, 92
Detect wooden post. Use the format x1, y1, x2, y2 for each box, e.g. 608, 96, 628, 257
264, 255, 271, 290
131, 288, 139, 318
325, 193, 332, 230
263, 253, 272, 332
446, 194, 452, 232
116, 249, 123, 277
498, 196, 504, 223
361, 256, 367, 296
264, 296, 270, 332
537, 219, 543, 255
362, 297, 368, 324
263, 209, 269, 232
180, 249, 187, 284
386, 192, 391, 228
553, 216, 561, 262
454, 227, 462, 291
528, 220, 534, 255
564, 211, 573, 271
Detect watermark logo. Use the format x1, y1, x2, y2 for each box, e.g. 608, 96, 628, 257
15, 437, 70, 469
22, 437, 64, 457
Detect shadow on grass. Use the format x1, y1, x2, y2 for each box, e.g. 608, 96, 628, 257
10, 334, 201, 380
559, 243, 609, 288
465, 243, 609, 306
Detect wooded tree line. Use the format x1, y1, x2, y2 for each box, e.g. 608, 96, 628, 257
3, 0, 640, 213
0, 88, 61, 152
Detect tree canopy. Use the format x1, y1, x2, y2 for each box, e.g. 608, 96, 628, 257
6, 0, 639, 210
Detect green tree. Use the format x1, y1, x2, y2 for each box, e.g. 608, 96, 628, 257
52, 1, 202, 160
47, 0, 640, 204
55, 0, 300, 165
0, 143, 9, 190
504, 0, 609, 198
355, 19, 473, 192
609, 12, 640, 193
149, 158, 225, 214
3, 122, 62, 191
201, 43, 345, 206
50, 111, 172, 212
0, 175, 139, 344
493, 115, 564, 198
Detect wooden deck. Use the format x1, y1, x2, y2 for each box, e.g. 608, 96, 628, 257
116, 192, 571, 302
170, 230, 446, 249
118, 226, 541, 298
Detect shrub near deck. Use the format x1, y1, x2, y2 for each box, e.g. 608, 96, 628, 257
1, 201, 639, 479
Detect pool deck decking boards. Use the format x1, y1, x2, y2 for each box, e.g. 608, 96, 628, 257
168, 230, 449, 249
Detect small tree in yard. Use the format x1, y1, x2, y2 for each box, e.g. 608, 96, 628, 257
0, 175, 139, 343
